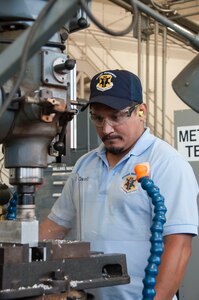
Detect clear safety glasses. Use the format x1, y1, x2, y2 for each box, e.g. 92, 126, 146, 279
90, 104, 139, 128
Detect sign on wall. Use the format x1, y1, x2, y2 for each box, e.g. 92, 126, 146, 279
177, 125, 199, 161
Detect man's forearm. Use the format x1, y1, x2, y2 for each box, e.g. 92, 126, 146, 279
154, 234, 192, 300
39, 218, 70, 240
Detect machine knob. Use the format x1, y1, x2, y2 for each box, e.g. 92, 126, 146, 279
53, 141, 65, 152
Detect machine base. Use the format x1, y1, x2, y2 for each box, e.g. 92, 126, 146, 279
0, 240, 130, 299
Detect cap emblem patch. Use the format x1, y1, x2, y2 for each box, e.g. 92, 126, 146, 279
122, 175, 137, 193
96, 74, 113, 92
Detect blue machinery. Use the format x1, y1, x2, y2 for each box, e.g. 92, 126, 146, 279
135, 163, 167, 299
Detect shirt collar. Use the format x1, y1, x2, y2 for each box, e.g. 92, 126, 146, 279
129, 127, 156, 156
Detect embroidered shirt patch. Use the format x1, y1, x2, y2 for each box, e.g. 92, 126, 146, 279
122, 175, 137, 193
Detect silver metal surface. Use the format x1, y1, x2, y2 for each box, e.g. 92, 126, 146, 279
174, 109, 199, 300
9, 167, 43, 184
70, 64, 77, 149
44, 52, 68, 85
16, 204, 36, 221
0, 220, 39, 246
0, 0, 79, 86
172, 53, 199, 113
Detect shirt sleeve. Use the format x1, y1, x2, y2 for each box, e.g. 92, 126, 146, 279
151, 154, 199, 236
48, 172, 79, 229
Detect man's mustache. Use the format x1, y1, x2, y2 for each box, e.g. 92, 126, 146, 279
102, 134, 122, 142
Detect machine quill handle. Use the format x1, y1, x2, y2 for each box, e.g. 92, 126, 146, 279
134, 163, 167, 300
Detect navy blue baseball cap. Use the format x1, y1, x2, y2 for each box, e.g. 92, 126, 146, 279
82, 69, 143, 111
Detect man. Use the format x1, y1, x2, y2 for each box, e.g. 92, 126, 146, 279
40, 69, 199, 300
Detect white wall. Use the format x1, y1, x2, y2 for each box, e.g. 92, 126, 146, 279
68, 0, 198, 129
69, 27, 197, 145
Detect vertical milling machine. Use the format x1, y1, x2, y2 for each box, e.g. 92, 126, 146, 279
0, 1, 130, 298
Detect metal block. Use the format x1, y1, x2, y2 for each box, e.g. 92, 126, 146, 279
0, 241, 130, 298
50, 240, 90, 259
0, 244, 29, 264
0, 220, 39, 246
42, 50, 68, 87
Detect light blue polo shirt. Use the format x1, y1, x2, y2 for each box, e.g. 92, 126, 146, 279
49, 128, 198, 300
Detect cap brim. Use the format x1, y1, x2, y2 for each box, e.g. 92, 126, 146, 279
81, 95, 132, 112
